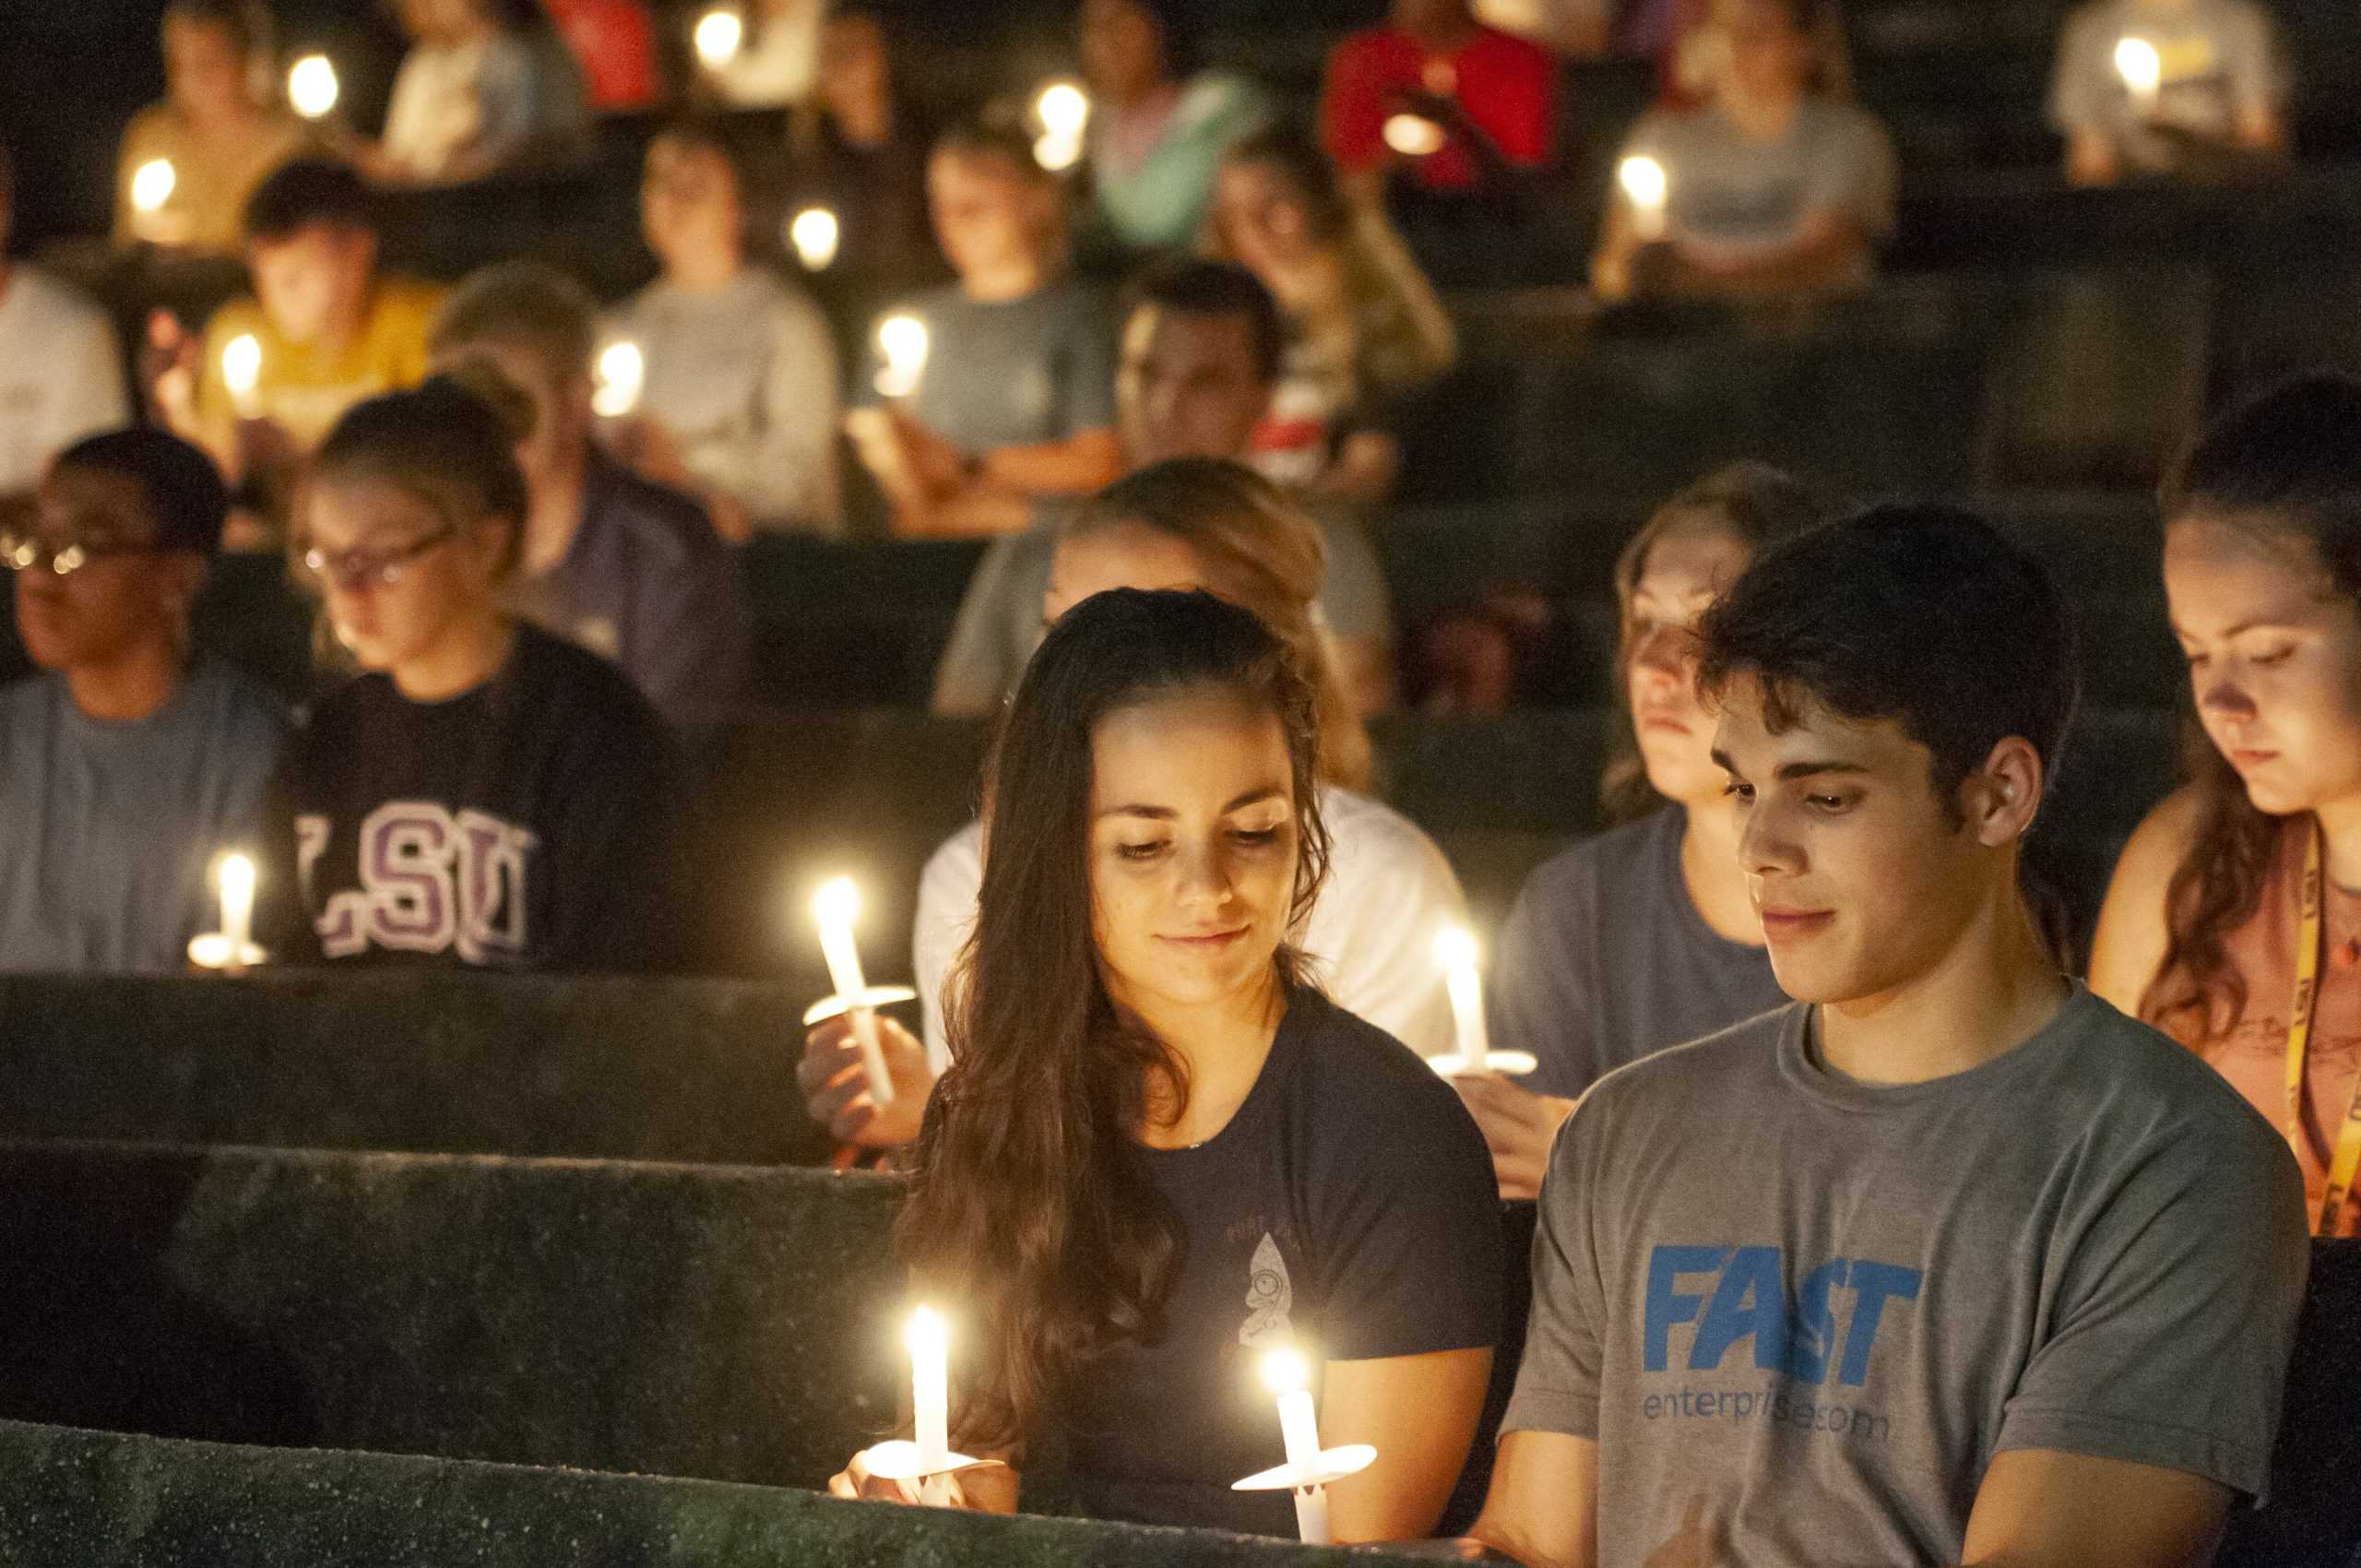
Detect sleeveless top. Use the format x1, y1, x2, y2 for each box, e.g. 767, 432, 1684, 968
2158, 814, 2361, 1237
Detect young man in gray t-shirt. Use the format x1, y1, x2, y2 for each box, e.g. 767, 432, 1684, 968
1466, 506, 2309, 1568
2050, 0, 2288, 184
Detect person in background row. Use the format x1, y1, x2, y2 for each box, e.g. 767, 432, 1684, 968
1467, 505, 2308, 1568
826, 456, 1463, 1156
931, 261, 1398, 720
0, 150, 130, 503
830, 588, 1500, 1540
1210, 127, 1455, 506
608, 119, 841, 539
1077, 0, 1270, 257
540, 0, 661, 113
2093, 374, 2361, 1239
1594, 0, 1894, 303
427, 261, 748, 729
0, 430, 284, 974
112, 0, 308, 255
154, 160, 442, 533
267, 374, 674, 971
701, 0, 826, 109
783, 5, 942, 289
364, 0, 593, 184
1465, 463, 1816, 1197
2050, 0, 2287, 184
1321, 0, 1559, 202
848, 120, 1123, 539
1653, 0, 1853, 110
1474, 0, 1612, 58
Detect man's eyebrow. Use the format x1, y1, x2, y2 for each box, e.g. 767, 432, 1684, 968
1707, 750, 1871, 782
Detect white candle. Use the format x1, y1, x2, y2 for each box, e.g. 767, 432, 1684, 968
694, 7, 743, 68
908, 1305, 951, 1471
2115, 37, 2162, 116
592, 340, 645, 419
1261, 1348, 1332, 1545
789, 208, 841, 271
221, 334, 264, 419
1619, 155, 1669, 243
813, 876, 896, 1107
219, 853, 255, 964
1435, 926, 1489, 1061
130, 159, 177, 218
873, 315, 930, 400
287, 54, 339, 120
1382, 113, 1446, 158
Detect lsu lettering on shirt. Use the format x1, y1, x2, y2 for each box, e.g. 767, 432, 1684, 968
265, 626, 676, 972
1501, 987, 2308, 1568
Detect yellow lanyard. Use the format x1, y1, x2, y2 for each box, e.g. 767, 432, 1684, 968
2286, 824, 2361, 1235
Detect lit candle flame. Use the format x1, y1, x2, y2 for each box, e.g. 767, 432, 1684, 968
694, 7, 744, 68
1433, 925, 1480, 973
789, 207, 841, 270
287, 54, 339, 119
131, 159, 177, 216
592, 340, 645, 419
222, 333, 263, 410
873, 315, 930, 399
1036, 81, 1090, 139
1260, 1347, 1309, 1396
1034, 131, 1085, 172
1382, 113, 1447, 158
2114, 36, 2162, 98
813, 874, 861, 932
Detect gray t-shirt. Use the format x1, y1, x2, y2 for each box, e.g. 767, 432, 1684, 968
927, 508, 1396, 718
2049, 0, 2285, 172
607, 271, 842, 534
0, 661, 285, 974
1622, 100, 1897, 263
1489, 809, 1786, 1101
858, 280, 1118, 457
1503, 986, 2310, 1568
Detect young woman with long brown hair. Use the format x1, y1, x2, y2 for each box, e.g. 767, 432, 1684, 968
828, 587, 1500, 1538
2093, 372, 2361, 1239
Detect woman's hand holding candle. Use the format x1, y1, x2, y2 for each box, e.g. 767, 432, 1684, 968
1448, 1074, 1575, 1201
801, 1012, 933, 1147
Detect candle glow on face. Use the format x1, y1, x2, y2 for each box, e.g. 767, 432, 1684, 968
694, 7, 744, 68
288, 54, 339, 119
131, 159, 177, 216
873, 315, 930, 398
1382, 113, 1447, 158
789, 207, 841, 270
592, 340, 646, 419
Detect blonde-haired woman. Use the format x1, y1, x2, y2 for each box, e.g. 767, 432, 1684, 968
800, 457, 1469, 1147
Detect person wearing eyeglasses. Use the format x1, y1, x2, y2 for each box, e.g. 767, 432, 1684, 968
0, 427, 284, 973
260, 372, 677, 971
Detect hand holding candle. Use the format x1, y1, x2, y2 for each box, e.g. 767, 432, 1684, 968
1233, 1346, 1376, 1546
847, 1304, 990, 1505
188, 851, 266, 973
1428, 927, 1537, 1078
805, 876, 914, 1112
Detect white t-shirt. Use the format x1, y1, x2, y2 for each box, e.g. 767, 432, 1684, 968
0, 266, 129, 496
913, 784, 1469, 1072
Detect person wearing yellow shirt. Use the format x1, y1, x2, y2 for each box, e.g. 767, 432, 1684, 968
153, 161, 443, 538
113, 0, 308, 255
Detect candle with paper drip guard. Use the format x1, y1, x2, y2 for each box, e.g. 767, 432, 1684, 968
1033, 81, 1090, 172
287, 54, 340, 120
2114, 37, 2163, 116
789, 207, 840, 271
801, 875, 913, 1111
188, 852, 266, 973
1427, 927, 1537, 1077
1232, 1347, 1376, 1546
855, 1305, 990, 1504
872, 315, 930, 400
221, 333, 264, 420
1619, 154, 1669, 243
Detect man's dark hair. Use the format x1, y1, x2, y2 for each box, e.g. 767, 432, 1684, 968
1122, 259, 1283, 386
165, 0, 265, 57
934, 114, 1055, 185
243, 159, 374, 244
1695, 504, 2079, 802
53, 427, 230, 555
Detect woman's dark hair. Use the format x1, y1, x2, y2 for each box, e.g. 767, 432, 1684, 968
2142, 373, 2361, 1040
1600, 462, 1825, 822
304, 367, 534, 576
897, 588, 1332, 1454
1104, 0, 1199, 80
1217, 123, 1351, 245
1696, 503, 2078, 813
164, 0, 266, 58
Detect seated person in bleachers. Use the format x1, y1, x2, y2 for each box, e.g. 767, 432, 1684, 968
1210, 127, 1456, 506
1462, 463, 1817, 1197
784, 6, 942, 289
1592, 0, 1894, 303
1465, 505, 2308, 1568
808, 457, 1464, 1154
0, 149, 131, 505
112, 0, 307, 254
266, 374, 673, 970
540, 0, 660, 113
2050, 0, 2287, 185
846, 120, 1125, 538
828, 588, 1498, 1538
933, 261, 1396, 720
358, 0, 593, 185
701, 0, 825, 109
606, 120, 841, 540
428, 262, 749, 730
2091, 374, 2361, 1238
0, 430, 283, 973
1475, 0, 1612, 58
152, 160, 443, 524
1322, 0, 1560, 203
1077, 0, 1269, 256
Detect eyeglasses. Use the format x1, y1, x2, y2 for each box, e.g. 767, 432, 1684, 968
301, 524, 458, 591
0, 532, 160, 576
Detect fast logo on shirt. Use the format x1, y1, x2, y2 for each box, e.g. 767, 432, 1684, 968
1645, 1245, 1921, 1384
298, 802, 538, 962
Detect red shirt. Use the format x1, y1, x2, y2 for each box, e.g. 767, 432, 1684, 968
1322, 24, 1560, 192
542, 0, 659, 112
